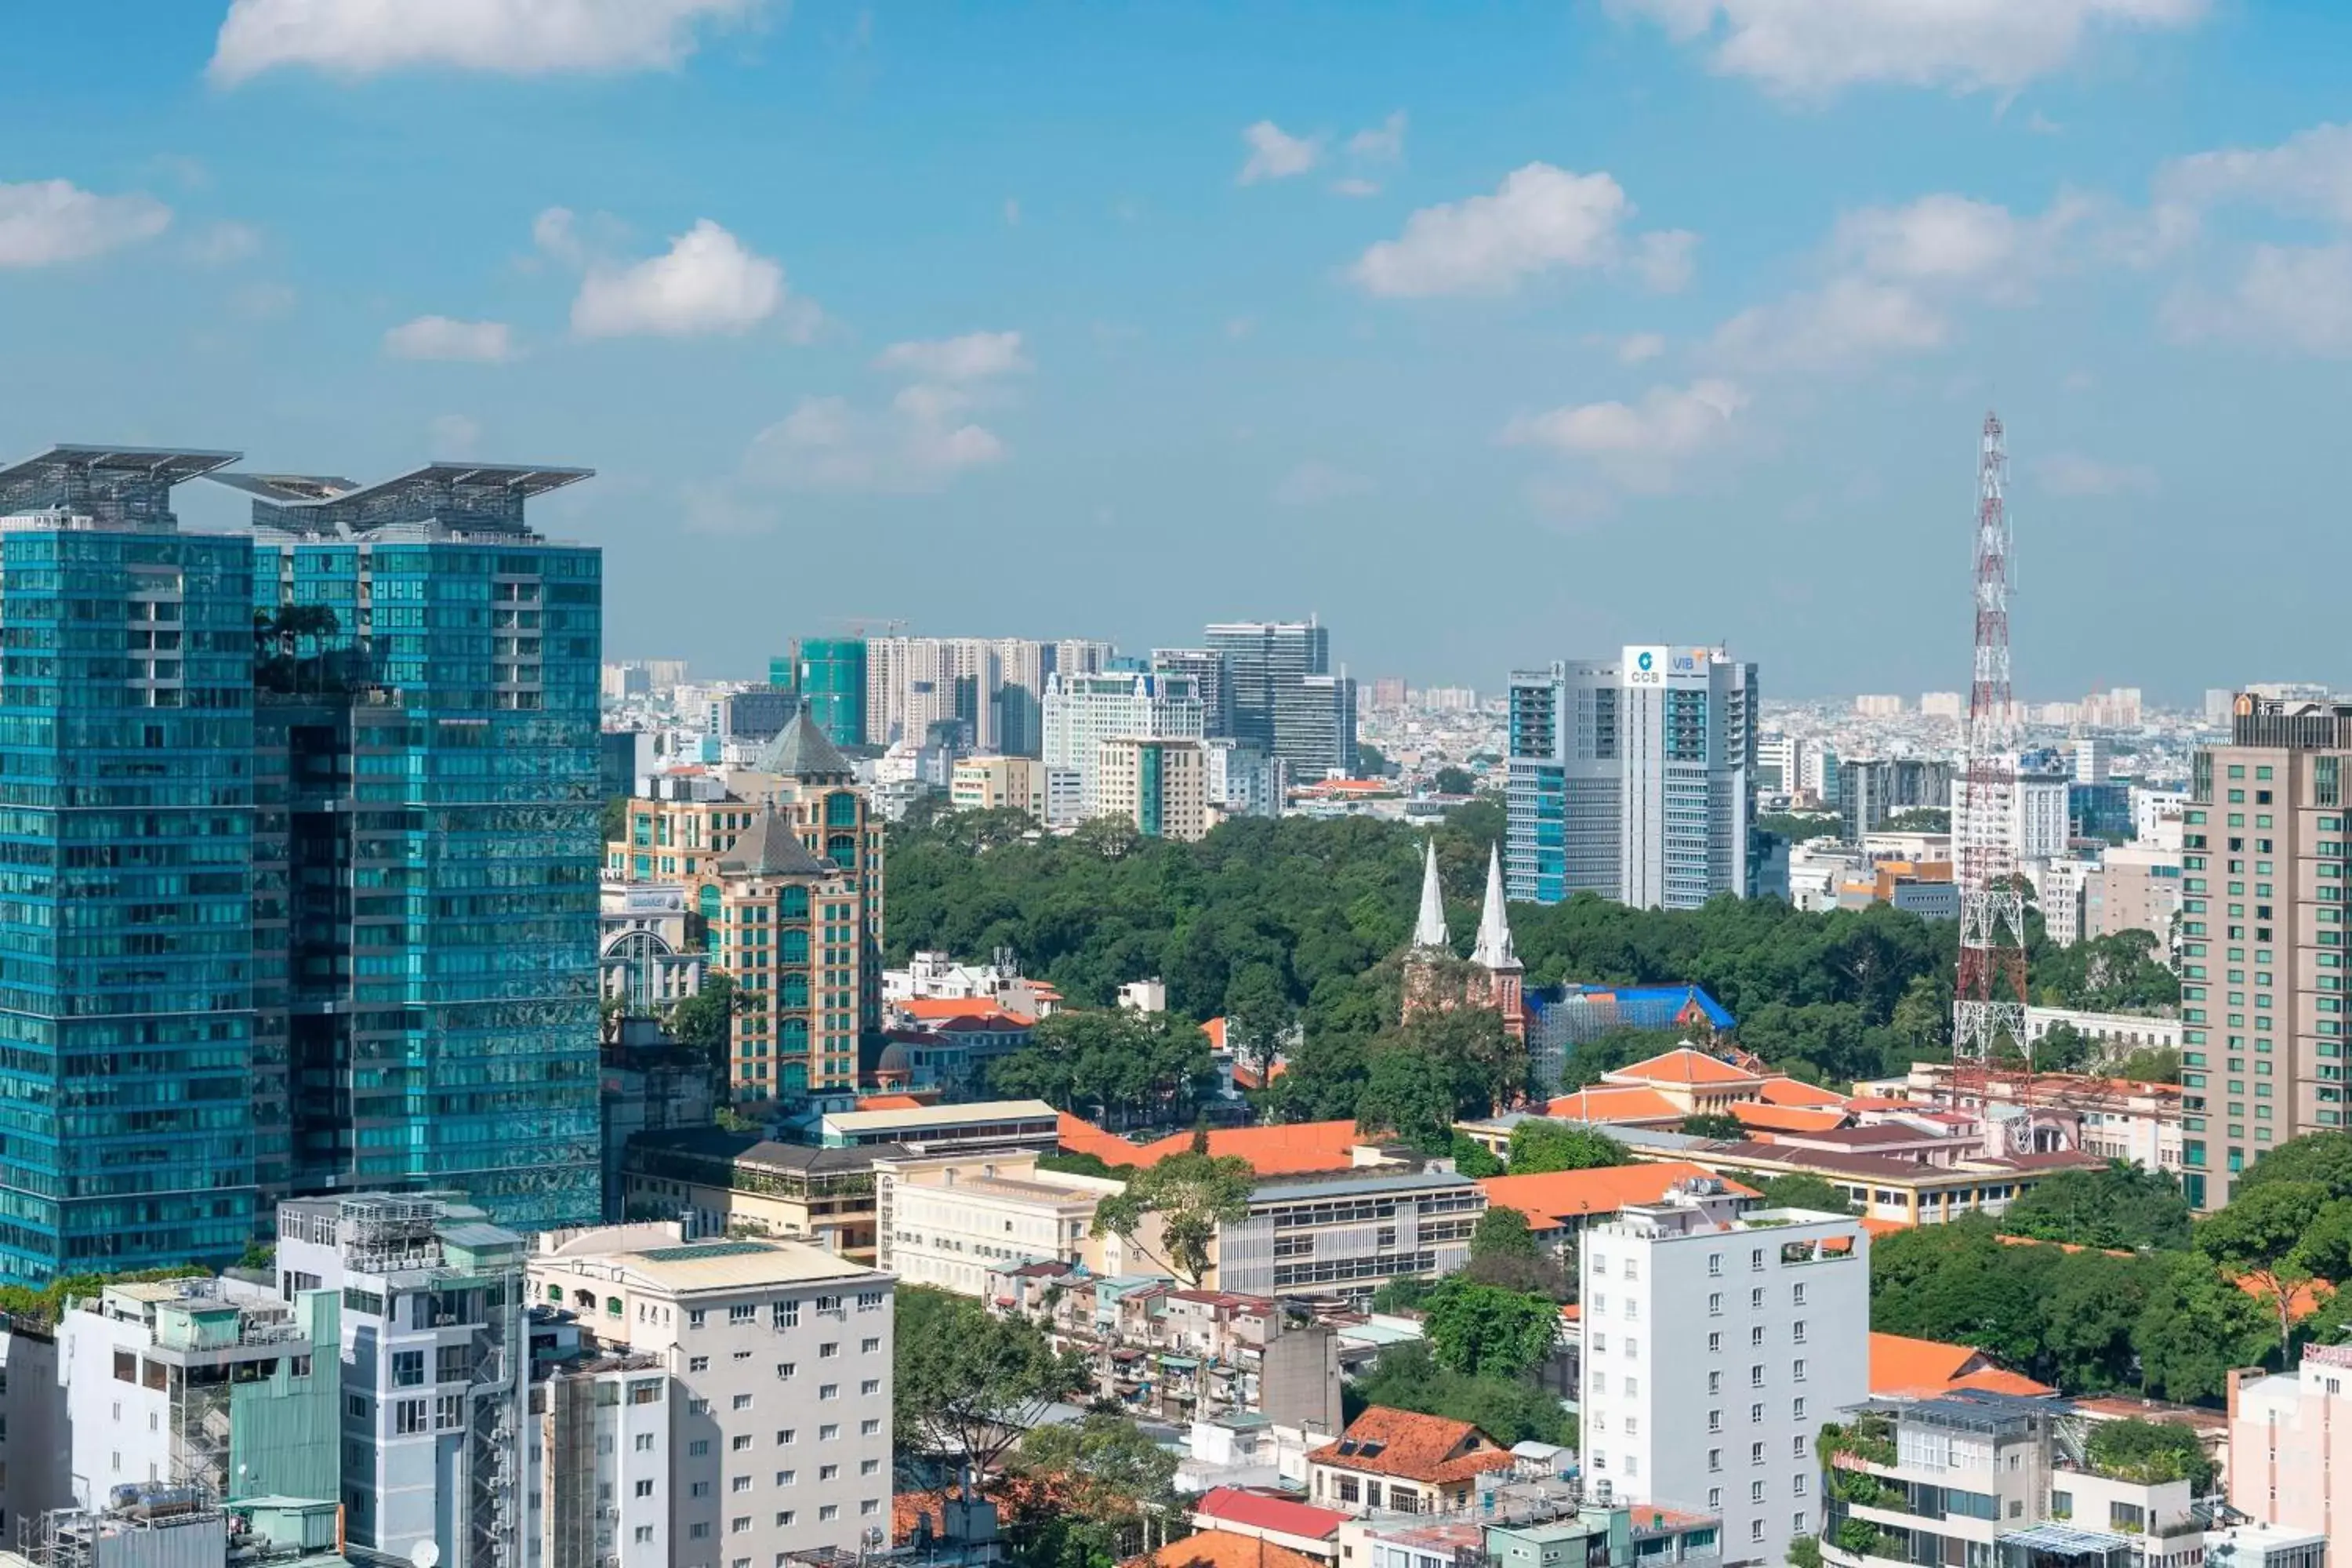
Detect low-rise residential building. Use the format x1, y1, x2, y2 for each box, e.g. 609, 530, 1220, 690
1823, 1391, 2262, 1568
1306, 1406, 1514, 1516
1581, 1180, 1870, 1566
951, 754, 1048, 818
624, 1130, 889, 1262
276, 1193, 532, 1568
2230, 1342, 2352, 1567
1189, 1486, 1348, 1561
59, 1276, 339, 1508
818, 1098, 1062, 1156
1341, 1496, 1722, 1568
1214, 1167, 1485, 1304
873, 1150, 1134, 1294
528, 1221, 896, 1564
1875, 1064, 2186, 1181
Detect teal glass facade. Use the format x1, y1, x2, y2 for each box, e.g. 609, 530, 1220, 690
789, 637, 867, 749
0, 449, 259, 1280
0, 449, 604, 1283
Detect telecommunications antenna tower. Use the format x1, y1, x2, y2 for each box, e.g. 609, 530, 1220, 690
1952, 412, 2028, 1112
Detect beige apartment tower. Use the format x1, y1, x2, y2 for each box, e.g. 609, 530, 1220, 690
1094, 736, 1209, 841
2181, 696, 2352, 1207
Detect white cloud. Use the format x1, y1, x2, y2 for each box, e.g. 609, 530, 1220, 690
872, 331, 1029, 383
383, 315, 517, 362
1238, 121, 1323, 184
571, 220, 803, 339
1834, 194, 2024, 281
1632, 229, 1698, 292
1712, 277, 1949, 371
533, 206, 586, 266
2158, 122, 2352, 227
210, 0, 760, 84
0, 180, 171, 268
739, 394, 1007, 495
1273, 461, 1374, 506
1607, 0, 2205, 100
1351, 162, 1654, 297
1331, 177, 1382, 199
2035, 452, 2158, 496
1503, 378, 1748, 495
428, 413, 483, 457
1611, 332, 1668, 364
187, 220, 261, 265
2163, 243, 2352, 357
1347, 111, 1408, 162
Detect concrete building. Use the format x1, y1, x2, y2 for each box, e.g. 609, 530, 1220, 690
1203, 620, 1357, 781
2175, 696, 2352, 1204
2023, 1008, 2186, 1058
873, 1149, 1140, 1294
1096, 737, 1210, 841
1214, 1168, 1484, 1305
1152, 649, 1233, 737
1507, 648, 1757, 910
950, 754, 1047, 818
1203, 740, 1286, 819
59, 1277, 337, 1509
1578, 1179, 1867, 1565
624, 1131, 887, 1264
1854, 695, 1903, 718
2230, 1344, 2352, 1568
527, 1222, 895, 1565
599, 880, 708, 1013
534, 1337, 673, 1568
818, 1100, 1062, 1156
2030, 857, 2102, 948
2092, 844, 2184, 946
1306, 1406, 1514, 1515
1837, 759, 1953, 843
1951, 758, 2071, 871
1042, 671, 1207, 817
276, 1193, 532, 1568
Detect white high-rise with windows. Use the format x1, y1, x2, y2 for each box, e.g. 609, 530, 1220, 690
1041, 670, 1205, 817
1577, 1179, 1867, 1568
526, 1222, 895, 1568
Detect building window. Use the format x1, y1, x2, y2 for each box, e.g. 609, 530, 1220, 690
690, 1310, 707, 1330
860, 1419, 880, 1436
691, 1356, 711, 1372
733, 1436, 753, 1452
393, 1352, 425, 1388
861, 1380, 880, 1396
395, 1400, 428, 1436
734, 1395, 753, 1410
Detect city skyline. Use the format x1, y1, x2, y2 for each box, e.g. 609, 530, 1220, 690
8, 5, 2352, 698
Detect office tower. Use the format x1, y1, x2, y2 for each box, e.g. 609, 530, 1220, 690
2074, 734, 2114, 783
993, 637, 1051, 757
1577, 1181, 1867, 1564
786, 637, 868, 750
710, 685, 800, 742
1041, 671, 1205, 816
0, 447, 263, 1281
527, 1225, 897, 1563
1202, 739, 1284, 818
2207, 689, 2238, 726
1755, 735, 1799, 796
950, 754, 1046, 818
1836, 758, 1955, 842
278, 1193, 533, 1566
1151, 648, 1232, 737
1094, 737, 1209, 841
2174, 695, 2352, 1207
1204, 619, 1356, 778
1506, 648, 1757, 909
232, 461, 604, 1234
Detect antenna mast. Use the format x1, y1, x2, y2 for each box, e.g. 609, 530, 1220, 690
1952, 411, 2027, 1108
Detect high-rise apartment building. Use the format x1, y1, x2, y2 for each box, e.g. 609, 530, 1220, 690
1094, 737, 1209, 841
1203, 619, 1356, 779
1837, 758, 1954, 842
1578, 1180, 1866, 1566
2176, 696, 2352, 1206
608, 715, 884, 1099
1040, 671, 1205, 817
1507, 648, 1757, 909
1150, 648, 1232, 736
0, 446, 604, 1283
1951, 758, 2071, 867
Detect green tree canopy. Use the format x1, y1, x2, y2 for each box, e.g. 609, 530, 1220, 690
1004, 1412, 1178, 1568
1755, 1174, 1858, 1216
2196, 1181, 2329, 1356
1345, 1341, 1573, 1447
2237, 1134, 2352, 1202
895, 1287, 1089, 1490
1998, 1164, 2194, 1253
1682, 1111, 1745, 1139
989, 1007, 1218, 1127
2085, 1417, 2216, 1491
1433, 766, 1477, 796
1420, 1277, 1563, 1381
1508, 1120, 1632, 1175
1091, 1151, 1256, 1287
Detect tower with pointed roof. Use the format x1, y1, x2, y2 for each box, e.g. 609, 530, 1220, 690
1471, 843, 1526, 1040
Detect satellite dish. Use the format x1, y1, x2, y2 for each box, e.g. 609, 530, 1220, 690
412, 1543, 442, 1568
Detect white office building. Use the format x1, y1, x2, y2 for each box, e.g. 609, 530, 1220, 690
1577, 1179, 1868, 1567
1506, 648, 1758, 909
1951, 760, 2071, 869
1041, 670, 1206, 817
527, 1223, 895, 1567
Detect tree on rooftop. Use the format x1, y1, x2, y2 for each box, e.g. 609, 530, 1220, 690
1506, 1120, 1631, 1176
1755, 1174, 1857, 1216
2085, 1417, 2216, 1492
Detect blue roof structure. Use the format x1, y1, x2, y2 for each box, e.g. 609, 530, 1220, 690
1523, 982, 1737, 1096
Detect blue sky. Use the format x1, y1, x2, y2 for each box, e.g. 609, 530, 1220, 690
6, 1, 2352, 701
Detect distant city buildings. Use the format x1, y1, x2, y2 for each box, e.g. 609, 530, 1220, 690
1205, 619, 1359, 781
1042, 670, 1207, 819
1505, 647, 1758, 909
1854, 694, 1904, 717
1096, 735, 1212, 841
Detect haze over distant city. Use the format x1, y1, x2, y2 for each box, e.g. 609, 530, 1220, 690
9, 2, 2352, 699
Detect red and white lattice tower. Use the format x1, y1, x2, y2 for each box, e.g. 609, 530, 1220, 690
1952, 411, 2027, 1114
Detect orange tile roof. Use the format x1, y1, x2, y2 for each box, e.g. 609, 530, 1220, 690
1126, 1120, 1370, 1176
858, 1094, 925, 1111
1479, 1162, 1758, 1231
1732, 1102, 1852, 1134
1755, 1078, 1853, 1109
1869, 1331, 2056, 1399
1201, 1018, 1230, 1051
1306, 1406, 1515, 1486
1232, 1059, 1289, 1091
1058, 1113, 1149, 1167
2234, 1273, 2335, 1321
1541, 1085, 1684, 1123
1859, 1216, 1907, 1238
1609, 1047, 1762, 1088
1131, 1535, 1329, 1568
898, 997, 1036, 1025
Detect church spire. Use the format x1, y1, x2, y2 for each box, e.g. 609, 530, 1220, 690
1472, 842, 1519, 971
1412, 838, 1449, 950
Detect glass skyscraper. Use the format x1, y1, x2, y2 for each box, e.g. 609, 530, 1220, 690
1203, 618, 1357, 779
0, 447, 604, 1283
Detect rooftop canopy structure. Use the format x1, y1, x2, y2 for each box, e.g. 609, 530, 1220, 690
211, 459, 593, 537
0, 444, 241, 528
